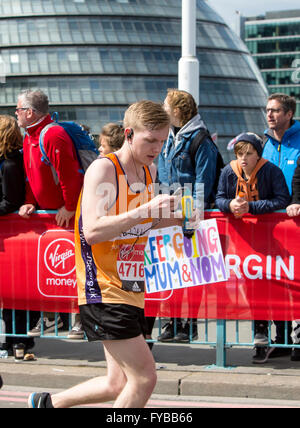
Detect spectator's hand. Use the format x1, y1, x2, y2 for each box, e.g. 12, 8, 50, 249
229, 198, 249, 217
286, 204, 300, 217
56, 206, 75, 228
19, 204, 36, 219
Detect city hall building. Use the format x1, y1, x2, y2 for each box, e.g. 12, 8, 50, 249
0, 0, 268, 161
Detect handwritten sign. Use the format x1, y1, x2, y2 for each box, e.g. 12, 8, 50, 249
144, 219, 228, 294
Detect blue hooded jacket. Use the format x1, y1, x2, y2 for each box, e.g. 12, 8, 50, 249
263, 120, 300, 194
157, 114, 218, 209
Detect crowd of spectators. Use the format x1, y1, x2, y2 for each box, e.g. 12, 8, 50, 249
0, 89, 300, 367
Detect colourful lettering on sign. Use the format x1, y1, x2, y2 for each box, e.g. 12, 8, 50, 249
144, 220, 227, 294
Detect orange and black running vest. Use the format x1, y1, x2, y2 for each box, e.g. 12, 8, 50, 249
75, 153, 154, 309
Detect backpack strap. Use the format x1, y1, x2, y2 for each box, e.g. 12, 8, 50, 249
39, 122, 58, 165
188, 129, 210, 169
188, 129, 225, 208
39, 122, 60, 185
262, 135, 269, 149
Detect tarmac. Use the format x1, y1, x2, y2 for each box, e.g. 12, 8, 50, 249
1, 333, 300, 402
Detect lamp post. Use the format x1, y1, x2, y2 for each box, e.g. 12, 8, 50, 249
178, 0, 199, 105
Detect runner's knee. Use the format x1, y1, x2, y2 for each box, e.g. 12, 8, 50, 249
134, 370, 157, 395
107, 376, 127, 398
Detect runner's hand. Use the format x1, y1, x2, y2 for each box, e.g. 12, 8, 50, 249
143, 194, 181, 219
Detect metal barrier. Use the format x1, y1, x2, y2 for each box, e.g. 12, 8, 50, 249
0, 310, 298, 367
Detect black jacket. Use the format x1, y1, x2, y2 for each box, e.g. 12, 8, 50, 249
0, 149, 25, 215
292, 157, 300, 204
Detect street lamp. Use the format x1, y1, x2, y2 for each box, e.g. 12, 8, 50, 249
178, 0, 200, 105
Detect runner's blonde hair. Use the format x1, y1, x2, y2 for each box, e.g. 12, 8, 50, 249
124, 100, 170, 132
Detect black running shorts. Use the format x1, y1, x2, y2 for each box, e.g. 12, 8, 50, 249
79, 303, 147, 341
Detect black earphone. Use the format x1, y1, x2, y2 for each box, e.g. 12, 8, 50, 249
127, 129, 134, 140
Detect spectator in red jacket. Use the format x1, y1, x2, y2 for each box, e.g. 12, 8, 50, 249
17, 89, 83, 227
16, 89, 84, 337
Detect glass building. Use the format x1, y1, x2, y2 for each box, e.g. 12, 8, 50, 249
0, 0, 268, 162
244, 9, 300, 120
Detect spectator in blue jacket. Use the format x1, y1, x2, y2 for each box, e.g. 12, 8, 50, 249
157, 89, 218, 343
215, 132, 290, 364
263, 93, 300, 194
263, 93, 300, 362
158, 88, 218, 210
286, 157, 300, 359
287, 157, 300, 217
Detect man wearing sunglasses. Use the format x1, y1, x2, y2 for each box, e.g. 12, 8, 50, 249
16, 89, 83, 228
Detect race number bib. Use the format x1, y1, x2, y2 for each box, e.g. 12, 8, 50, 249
117, 244, 145, 292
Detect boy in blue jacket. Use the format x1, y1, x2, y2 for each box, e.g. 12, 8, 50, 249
216, 132, 290, 215
215, 132, 290, 363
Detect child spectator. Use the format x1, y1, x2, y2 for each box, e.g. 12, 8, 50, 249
216, 132, 290, 215
215, 132, 291, 363
99, 123, 125, 155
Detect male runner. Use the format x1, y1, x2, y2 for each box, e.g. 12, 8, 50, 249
28, 100, 180, 408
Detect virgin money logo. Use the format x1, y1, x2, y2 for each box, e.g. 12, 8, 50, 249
44, 238, 76, 277
119, 244, 135, 261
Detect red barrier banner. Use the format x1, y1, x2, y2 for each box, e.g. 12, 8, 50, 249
145, 211, 300, 320
0, 213, 78, 313
0, 212, 300, 320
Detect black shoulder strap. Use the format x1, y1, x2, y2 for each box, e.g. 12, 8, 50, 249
262, 135, 268, 148
189, 129, 210, 169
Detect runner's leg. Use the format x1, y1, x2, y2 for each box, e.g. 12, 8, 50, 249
51, 346, 126, 408
104, 334, 157, 408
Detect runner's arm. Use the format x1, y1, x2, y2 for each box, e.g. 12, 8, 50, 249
81, 159, 178, 245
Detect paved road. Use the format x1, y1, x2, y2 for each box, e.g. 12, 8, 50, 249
2, 320, 300, 407
1, 385, 300, 409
